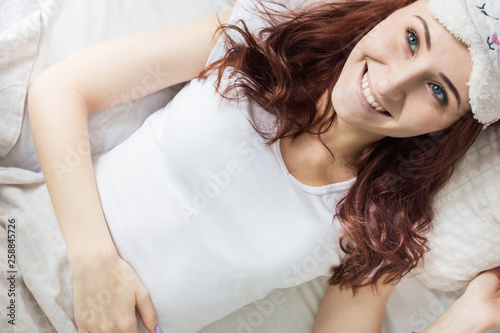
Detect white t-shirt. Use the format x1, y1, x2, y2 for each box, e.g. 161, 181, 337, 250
92, 0, 354, 331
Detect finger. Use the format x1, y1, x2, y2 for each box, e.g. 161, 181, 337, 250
135, 284, 159, 333
119, 315, 139, 333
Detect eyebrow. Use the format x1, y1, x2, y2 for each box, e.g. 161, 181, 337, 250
440, 72, 461, 109
415, 15, 431, 50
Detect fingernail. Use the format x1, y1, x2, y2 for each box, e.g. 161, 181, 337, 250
156, 325, 164, 333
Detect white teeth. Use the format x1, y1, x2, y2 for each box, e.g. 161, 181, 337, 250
362, 72, 388, 114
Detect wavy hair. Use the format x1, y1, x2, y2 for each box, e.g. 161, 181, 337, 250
199, 0, 487, 291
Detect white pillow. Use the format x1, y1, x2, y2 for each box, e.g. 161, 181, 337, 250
414, 125, 500, 291
0, 0, 40, 159
0, 0, 233, 172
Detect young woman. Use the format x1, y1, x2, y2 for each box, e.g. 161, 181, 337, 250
27, 0, 500, 332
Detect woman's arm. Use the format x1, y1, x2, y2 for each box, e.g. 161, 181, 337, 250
422, 267, 500, 333
315, 267, 500, 333
313, 278, 395, 333
28, 11, 233, 333
30, 11, 233, 114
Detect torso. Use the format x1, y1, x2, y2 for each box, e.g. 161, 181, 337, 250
92, 77, 353, 331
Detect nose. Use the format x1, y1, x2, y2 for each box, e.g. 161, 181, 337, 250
375, 64, 423, 102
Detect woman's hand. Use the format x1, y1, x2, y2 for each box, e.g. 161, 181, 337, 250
423, 266, 500, 333
70, 250, 159, 333
458, 266, 500, 331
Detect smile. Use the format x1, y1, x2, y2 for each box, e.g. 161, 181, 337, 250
357, 66, 392, 117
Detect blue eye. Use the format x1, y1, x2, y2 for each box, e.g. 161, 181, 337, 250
430, 83, 447, 104
406, 29, 418, 53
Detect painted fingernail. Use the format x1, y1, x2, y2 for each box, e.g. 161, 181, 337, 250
156, 325, 164, 333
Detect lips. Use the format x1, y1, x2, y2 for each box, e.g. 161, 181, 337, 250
357, 65, 392, 117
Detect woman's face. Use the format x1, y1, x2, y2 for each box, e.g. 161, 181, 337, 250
331, 0, 473, 138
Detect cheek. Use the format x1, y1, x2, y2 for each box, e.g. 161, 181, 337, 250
399, 111, 456, 135
331, 72, 356, 112
331, 87, 364, 125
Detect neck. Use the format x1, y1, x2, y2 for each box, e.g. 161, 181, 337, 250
319, 116, 385, 168
279, 114, 384, 186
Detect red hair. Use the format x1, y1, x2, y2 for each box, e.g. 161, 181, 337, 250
199, 0, 486, 291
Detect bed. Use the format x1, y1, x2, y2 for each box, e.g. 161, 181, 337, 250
1, 0, 500, 332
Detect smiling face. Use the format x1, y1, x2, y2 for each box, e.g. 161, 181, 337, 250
331, 0, 473, 139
